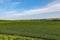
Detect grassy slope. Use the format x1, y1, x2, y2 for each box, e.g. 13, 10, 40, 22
0, 20, 60, 40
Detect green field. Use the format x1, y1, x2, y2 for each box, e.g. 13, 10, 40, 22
0, 20, 60, 40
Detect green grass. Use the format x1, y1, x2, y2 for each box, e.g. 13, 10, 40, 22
0, 34, 41, 40
0, 20, 60, 40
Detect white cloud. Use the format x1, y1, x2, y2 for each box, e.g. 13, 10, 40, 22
11, 3, 60, 17
12, 2, 22, 5
0, 0, 60, 19
0, 0, 22, 4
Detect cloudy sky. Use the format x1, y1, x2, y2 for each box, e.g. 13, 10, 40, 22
0, 0, 60, 20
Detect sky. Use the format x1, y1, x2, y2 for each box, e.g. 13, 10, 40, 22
0, 0, 60, 20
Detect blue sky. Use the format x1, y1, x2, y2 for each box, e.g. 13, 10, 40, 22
0, 0, 60, 20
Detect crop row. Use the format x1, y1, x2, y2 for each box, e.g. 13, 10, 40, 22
0, 34, 42, 40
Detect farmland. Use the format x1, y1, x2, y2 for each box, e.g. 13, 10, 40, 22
0, 20, 60, 40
